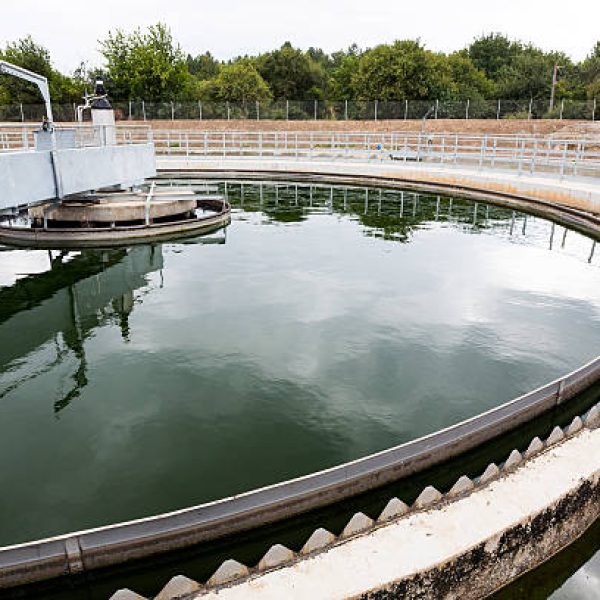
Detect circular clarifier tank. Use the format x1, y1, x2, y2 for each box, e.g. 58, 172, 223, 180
0, 179, 599, 546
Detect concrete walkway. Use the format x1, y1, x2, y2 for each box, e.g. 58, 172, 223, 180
157, 157, 600, 215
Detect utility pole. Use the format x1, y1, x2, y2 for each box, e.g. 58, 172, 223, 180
549, 64, 563, 112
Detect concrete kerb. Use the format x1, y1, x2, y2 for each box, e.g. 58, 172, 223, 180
116, 400, 600, 599
2, 160, 600, 592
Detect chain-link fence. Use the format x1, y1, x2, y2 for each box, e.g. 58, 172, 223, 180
0, 98, 598, 123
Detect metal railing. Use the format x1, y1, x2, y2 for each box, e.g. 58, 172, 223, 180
150, 130, 600, 179
0, 123, 152, 152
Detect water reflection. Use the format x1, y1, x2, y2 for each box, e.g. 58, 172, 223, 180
0, 235, 226, 414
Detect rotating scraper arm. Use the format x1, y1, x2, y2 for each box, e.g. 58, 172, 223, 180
0, 59, 54, 123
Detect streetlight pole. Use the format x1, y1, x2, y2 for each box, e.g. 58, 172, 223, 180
549, 64, 563, 112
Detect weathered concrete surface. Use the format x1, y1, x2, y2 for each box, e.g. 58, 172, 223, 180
0, 144, 156, 209
28, 196, 196, 223
157, 157, 600, 217
191, 427, 600, 600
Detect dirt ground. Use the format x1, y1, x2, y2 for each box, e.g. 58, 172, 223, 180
128, 119, 599, 137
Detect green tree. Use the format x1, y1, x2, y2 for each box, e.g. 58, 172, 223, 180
187, 52, 220, 80
467, 33, 522, 81
200, 62, 271, 106
351, 41, 453, 100
446, 53, 494, 99
0, 36, 54, 104
495, 48, 570, 100
330, 54, 360, 100
580, 42, 600, 99
99, 23, 191, 101
0, 36, 85, 104
256, 42, 328, 99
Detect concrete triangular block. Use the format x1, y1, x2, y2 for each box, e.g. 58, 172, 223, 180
585, 404, 600, 428
301, 528, 336, 554
504, 449, 523, 470
341, 512, 374, 538
109, 590, 146, 600
258, 544, 295, 570
207, 559, 249, 586
480, 463, 500, 484
546, 426, 565, 446
414, 486, 442, 509
448, 475, 475, 497
566, 416, 583, 436
155, 575, 201, 600
524, 436, 544, 459
378, 497, 409, 522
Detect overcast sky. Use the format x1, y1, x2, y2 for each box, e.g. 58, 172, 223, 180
0, 0, 598, 73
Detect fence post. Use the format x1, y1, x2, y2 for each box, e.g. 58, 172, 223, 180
435, 99, 439, 119
593, 98, 597, 122
227, 101, 230, 120
19, 103, 24, 123
314, 100, 317, 120
345, 99, 348, 120
404, 99, 408, 120
256, 100, 260, 121
528, 98, 533, 120
374, 100, 378, 121
559, 99, 564, 120
496, 99, 501, 120
465, 99, 470, 120
128, 100, 132, 120
142, 100, 146, 121
286, 100, 289, 121
170, 101, 174, 121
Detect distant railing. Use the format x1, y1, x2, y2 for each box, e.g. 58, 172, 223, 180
0, 98, 598, 122
0, 124, 152, 153
150, 129, 600, 179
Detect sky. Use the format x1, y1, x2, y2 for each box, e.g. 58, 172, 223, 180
0, 0, 598, 73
